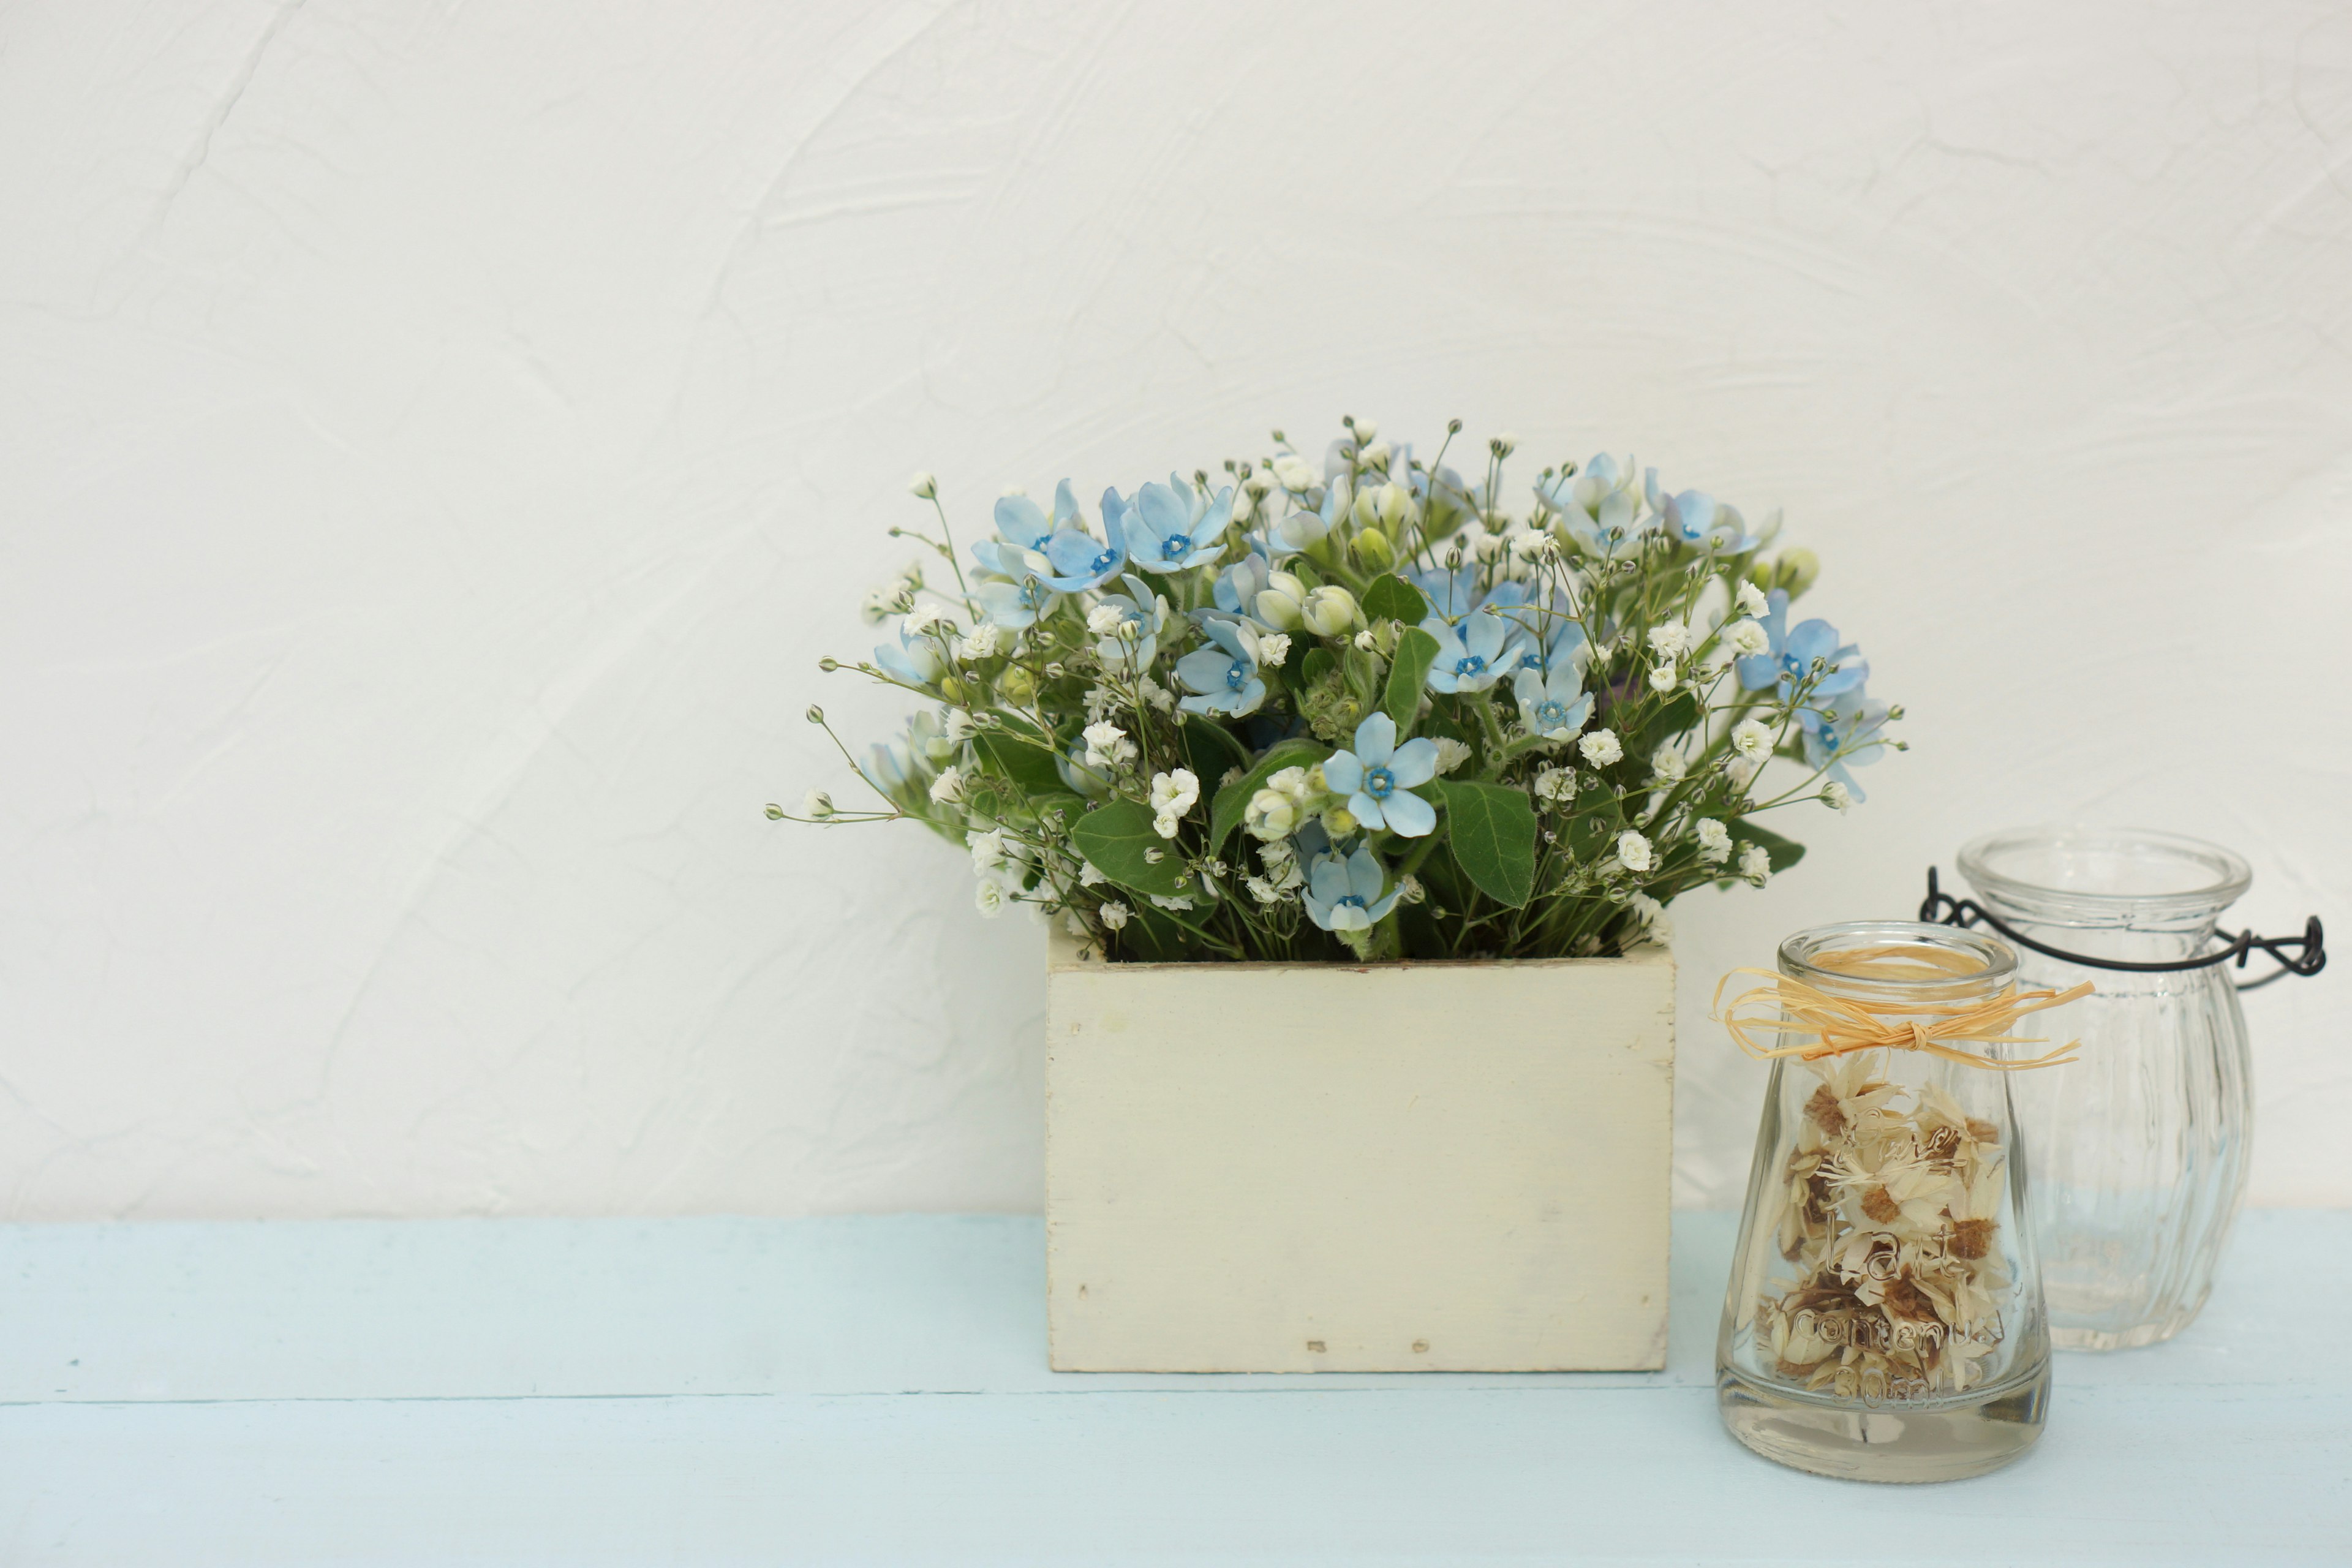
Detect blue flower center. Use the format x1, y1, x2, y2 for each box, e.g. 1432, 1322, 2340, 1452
1536, 700, 1567, 727
1781, 652, 1803, 676
1091, 549, 1118, 573
1455, 654, 1487, 677
1364, 767, 1395, 800
1224, 663, 1246, 691
1519, 651, 1542, 670
1819, 729, 1842, 753
1160, 533, 1191, 560
1335, 894, 1366, 910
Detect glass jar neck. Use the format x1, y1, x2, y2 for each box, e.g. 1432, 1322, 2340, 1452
1958, 827, 2247, 963
1778, 921, 2016, 1011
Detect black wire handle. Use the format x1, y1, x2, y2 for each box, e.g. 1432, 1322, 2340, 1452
1920, 868, 2325, 992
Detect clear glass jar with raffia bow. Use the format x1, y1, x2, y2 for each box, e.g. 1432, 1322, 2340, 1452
1713, 921, 2089, 1483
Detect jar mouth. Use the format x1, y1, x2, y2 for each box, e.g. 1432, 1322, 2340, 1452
1777, 919, 2016, 997
1958, 826, 2250, 926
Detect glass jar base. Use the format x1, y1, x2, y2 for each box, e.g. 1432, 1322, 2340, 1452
1716, 1362, 2049, 1483
2051, 1317, 2185, 1352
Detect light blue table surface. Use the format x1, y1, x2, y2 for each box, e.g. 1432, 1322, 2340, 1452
1, 1209, 2345, 1564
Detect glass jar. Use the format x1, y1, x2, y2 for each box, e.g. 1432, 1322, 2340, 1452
1958, 827, 2254, 1351
1715, 921, 2051, 1483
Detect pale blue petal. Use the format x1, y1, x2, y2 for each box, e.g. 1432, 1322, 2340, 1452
1321, 750, 1364, 793
1349, 792, 1386, 831
1381, 788, 1436, 838
1352, 712, 1397, 765
1174, 647, 1235, 693
1386, 738, 1439, 789
993, 495, 1049, 549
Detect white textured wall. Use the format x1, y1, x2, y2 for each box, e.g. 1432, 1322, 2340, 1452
2, 1, 2346, 1220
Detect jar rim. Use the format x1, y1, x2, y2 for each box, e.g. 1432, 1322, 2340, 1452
1777, 919, 2016, 996
1957, 825, 2250, 924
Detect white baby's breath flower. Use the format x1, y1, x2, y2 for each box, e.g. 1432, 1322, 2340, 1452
1078, 861, 1107, 888
1629, 891, 1672, 943
968, 829, 1008, 872
1646, 623, 1689, 659
861, 582, 910, 624
1098, 900, 1131, 930
1149, 767, 1200, 818
1738, 842, 1773, 884
1257, 633, 1292, 665
1578, 728, 1624, 767
943, 709, 980, 744
1136, 674, 1175, 713
1272, 455, 1316, 492
1651, 744, 1687, 784
1267, 766, 1315, 802
927, 766, 966, 805
1695, 818, 1732, 862
1219, 765, 1245, 788
1245, 876, 1281, 903
1082, 721, 1136, 770
802, 790, 835, 820
973, 878, 1006, 917
1472, 529, 1511, 563
1534, 765, 1576, 802
908, 471, 938, 500
1433, 737, 1474, 775
1086, 603, 1126, 636
1357, 440, 1390, 469
1648, 662, 1679, 693
1149, 893, 1196, 912
1736, 579, 1770, 618
1724, 617, 1771, 658
957, 624, 1001, 660
1616, 829, 1655, 873
1725, 756, 1760, 790
1821, 780, 1853, 812
903, 603, 951, 636
1731, 717, 1775, 763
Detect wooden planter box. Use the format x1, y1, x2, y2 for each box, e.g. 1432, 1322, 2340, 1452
1044, 931, 1675, 1372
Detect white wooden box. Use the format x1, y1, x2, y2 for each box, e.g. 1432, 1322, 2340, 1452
1044, 931, 1675, 1372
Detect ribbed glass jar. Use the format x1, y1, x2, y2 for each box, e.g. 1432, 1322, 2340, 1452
1958, 827, 2254, 1351
1716, 921, 2051, 1483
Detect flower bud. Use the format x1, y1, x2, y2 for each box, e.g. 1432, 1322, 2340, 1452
1301, 585, 1360, 638
1322, 804, 1360, 838
908, 471, 938, 500
1375, 481, 1412, 528
938, 676, 968, 706
805, 705, 826, 724
1773, 548, 1820, 597
1254, 571, 1309, 631
1352, 527, 1393, 570
818, 657, 840, 673
997, 666, 1036, 703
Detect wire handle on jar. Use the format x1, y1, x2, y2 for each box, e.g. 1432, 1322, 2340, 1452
1921, 868, 2326, 991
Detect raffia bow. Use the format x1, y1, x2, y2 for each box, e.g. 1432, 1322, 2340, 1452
1713, 943, 2095, 1071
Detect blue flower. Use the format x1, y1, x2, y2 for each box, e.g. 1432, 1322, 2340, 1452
1800, 690, 1891, 803
1535, 453, 1654, 560
1303, 843, 1402, 932
1173, 616, 1267, 717
873, 623, 948, 687
1119, 475, 1232, 573
1733, 588, 1867, 698
1660, 489, 1767, 554
1411, 560, 1482, 619
1420, 610, 1510, 693
1498, 605, 1587, 676
859, 712, 945, 797
971, 490, 1057, 580
1091, 573, 1167, 674
1513, 661, 1593, 742
1320, 712, 1439, 837
1213, 551, 1273, 616
974, 572, 1061, 630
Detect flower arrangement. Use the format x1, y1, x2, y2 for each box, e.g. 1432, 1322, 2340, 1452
777, 418, 1902, 963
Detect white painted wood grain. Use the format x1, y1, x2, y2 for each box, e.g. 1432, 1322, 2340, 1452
1045, 933, 1676, 1372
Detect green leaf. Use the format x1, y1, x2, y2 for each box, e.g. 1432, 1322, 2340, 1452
1071, 800, 1188, 899
1180, 715, 1250, 780
1360, 572, 1428, 626
1381, 626, 1439, 733
1732, 820, 1807, 874
1632, 690, 1700, 753
1438, 778, 1537, 908
1302, 647, 1336, 688
1207, 738, 1329, 853
973, 729, 1065, 794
